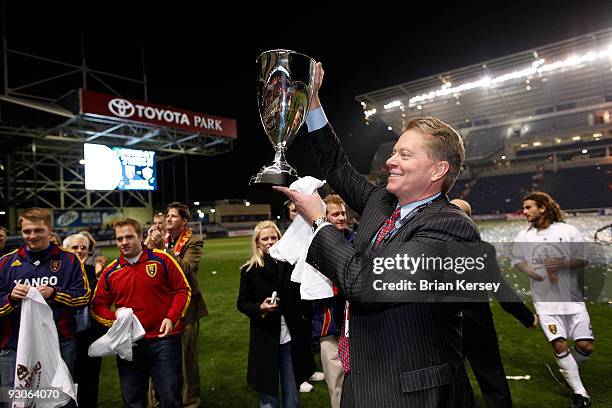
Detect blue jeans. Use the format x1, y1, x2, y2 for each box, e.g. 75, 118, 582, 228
260, 342, 300, 408
0, 339, 76, 388
116, 335, 182, 408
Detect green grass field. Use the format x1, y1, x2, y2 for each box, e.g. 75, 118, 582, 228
98, 237, 612, 407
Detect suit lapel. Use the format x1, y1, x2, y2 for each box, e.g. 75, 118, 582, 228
355, 191, 451, 251
389, 194, 450, 242
354, 189, 397, 251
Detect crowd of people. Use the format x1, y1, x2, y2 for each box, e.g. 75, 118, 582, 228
0, 202, 207, 408
0, 59, 599, 408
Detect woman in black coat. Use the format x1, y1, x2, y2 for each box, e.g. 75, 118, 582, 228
237, 221, 315, 408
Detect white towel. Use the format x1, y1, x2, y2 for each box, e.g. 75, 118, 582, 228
13, 288, 77, 407
88, 308, 145, 361
269, 176, 334, 300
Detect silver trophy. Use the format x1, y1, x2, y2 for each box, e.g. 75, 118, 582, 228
251, 49, 315, 186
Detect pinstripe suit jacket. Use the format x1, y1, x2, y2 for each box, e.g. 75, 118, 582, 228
306, 124, 478, 408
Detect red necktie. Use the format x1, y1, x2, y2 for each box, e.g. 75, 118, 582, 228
338, 207, 402, 373
374, 207, 402, 248
338, 303, 351, 373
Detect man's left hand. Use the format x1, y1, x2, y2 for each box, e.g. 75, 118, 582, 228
158, 318, 173, 337
273, 186, 325, 225
37, 285, 55, 299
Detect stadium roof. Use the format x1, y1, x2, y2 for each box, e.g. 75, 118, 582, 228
356, 28, 612, 138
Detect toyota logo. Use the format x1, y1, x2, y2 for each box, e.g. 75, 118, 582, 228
108, 98, 135, 118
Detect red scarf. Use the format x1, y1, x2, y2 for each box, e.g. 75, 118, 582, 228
166, 227, 192, 256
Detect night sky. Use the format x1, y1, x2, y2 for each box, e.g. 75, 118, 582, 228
4, 2, 612, 215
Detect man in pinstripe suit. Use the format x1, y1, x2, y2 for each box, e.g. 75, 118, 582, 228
276, 63, 478, 407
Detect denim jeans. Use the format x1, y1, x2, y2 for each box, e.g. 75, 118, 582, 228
116, 335, 182, 408
0, 339, 76, 388
260, 342, 300, 408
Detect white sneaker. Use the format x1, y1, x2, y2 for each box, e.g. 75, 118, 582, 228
299, 382, 314, 393
309, 371, 325, 382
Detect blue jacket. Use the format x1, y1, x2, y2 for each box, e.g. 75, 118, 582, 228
0, 244, 90, 350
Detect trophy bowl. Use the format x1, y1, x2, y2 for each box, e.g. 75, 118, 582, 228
250, 49, 315, 186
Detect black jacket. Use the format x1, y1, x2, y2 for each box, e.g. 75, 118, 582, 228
237, 254, 315, 396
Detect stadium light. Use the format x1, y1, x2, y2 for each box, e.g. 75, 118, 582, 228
194, 201, 200, 205
384, 100, 402, 110
380, 44, 612, 110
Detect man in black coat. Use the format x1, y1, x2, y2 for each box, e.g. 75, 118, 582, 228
451, 199, 538, 408
276, 63, 478, 407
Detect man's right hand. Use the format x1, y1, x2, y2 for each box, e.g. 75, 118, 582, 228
309, 62, 324, 111
525, 268, 544, 282
515, 262, 544, 282
10, 283, 31, 300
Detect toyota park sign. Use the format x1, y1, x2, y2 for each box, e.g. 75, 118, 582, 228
80, 90, 237, 139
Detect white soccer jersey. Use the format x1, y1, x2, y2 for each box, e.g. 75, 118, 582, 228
512, 222, 587, 315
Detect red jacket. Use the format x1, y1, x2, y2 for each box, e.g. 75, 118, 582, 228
91, 247, 191, 338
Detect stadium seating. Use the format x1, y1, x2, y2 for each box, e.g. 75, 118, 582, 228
454, 165, 611, 214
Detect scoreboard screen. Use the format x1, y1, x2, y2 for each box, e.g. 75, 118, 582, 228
84, 143, 157, 191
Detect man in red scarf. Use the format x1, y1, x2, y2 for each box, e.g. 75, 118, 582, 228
148, 202, 207, 408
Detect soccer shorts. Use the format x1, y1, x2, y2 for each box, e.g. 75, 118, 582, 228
539, 312, 594, 343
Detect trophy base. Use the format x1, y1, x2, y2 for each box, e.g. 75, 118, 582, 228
250, 171, 298, 187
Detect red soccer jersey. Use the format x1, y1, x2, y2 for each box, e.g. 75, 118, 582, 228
91, 247, 191, 338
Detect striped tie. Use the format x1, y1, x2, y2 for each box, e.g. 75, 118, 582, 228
374, 207, 402, 247
338, 333, 350, 373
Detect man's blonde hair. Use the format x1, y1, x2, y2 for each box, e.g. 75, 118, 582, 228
324, 194, 345, 207
403, 117, 464, 193
19, 208, 53, 229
